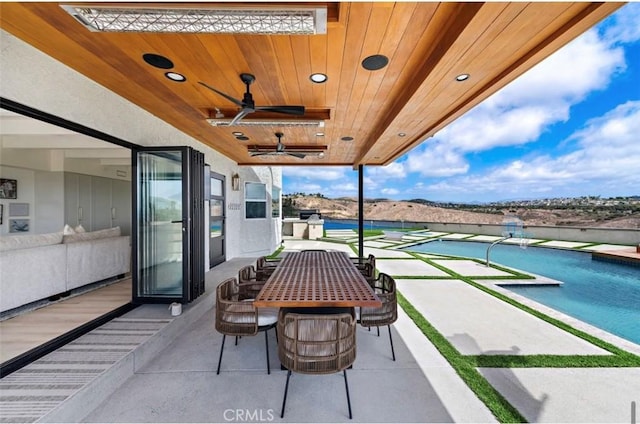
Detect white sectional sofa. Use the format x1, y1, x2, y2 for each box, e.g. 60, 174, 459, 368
0, 227, 130, 313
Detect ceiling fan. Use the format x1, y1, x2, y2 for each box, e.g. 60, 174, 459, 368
249, 132, 323, 159
198, 73, 305, 125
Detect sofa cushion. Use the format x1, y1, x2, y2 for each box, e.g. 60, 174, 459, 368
63, 224, 76, 235
0, 232, 64, 252
63, 226, 121, 243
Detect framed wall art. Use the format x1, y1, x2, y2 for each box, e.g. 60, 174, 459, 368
9, 218, 29, 233
0, 179, 17, 199
9, 202, 29, 217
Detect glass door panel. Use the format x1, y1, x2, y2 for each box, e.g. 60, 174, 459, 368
136, 150, 185, 299
209, 173, 225, 267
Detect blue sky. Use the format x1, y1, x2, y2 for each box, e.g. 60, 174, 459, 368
283, 4, 640, 203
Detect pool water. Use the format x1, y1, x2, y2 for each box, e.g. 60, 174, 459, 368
408, 240, 640, 345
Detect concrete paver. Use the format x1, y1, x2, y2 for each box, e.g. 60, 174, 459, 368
537, 240, 591, 249
441, 233, 474, 239
397, 279, 611, 356
479, 367, 640, 423
581, 244, 635, 251
430, 259, 515, 277
467, 235, 502, 242
377, 259, 451, 277
362, 246, 415, 258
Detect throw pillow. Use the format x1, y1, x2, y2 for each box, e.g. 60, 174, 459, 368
75, 224, 86, 233
63, 224, 76, 235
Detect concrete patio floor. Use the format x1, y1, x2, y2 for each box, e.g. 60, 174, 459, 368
2, 234, 639, 423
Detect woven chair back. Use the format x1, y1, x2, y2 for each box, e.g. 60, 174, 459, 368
278, 309, 356, 375
359, 273, 397, 327
215, 278, 258, 336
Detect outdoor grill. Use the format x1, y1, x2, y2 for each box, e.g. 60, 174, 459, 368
299, 209, 321, 220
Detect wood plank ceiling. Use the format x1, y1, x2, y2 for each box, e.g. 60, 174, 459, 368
0, 2, 623, 167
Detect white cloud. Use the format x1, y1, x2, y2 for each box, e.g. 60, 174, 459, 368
366, 162, 406, 179
381, 188, 400, 196
406, 142, 469, 177
282, 166, 349, 181
602, 3, 640, 44
423, 101, 640, 199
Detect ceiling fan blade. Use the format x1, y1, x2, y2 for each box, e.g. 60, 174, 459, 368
250, 151, 271, 157
198, 81, 244, 108
287, 152, 307, 159
229, 108, 252, 126
255, 105, 305, 115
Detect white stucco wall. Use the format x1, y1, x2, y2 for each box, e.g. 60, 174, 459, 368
0, 29, 281, 259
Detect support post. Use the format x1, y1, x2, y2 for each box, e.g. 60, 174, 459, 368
358, 165, 364, 259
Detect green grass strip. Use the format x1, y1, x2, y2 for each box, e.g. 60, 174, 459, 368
469, 354, 640, 368
398, 292, 526, 423
267, 246, 285, 258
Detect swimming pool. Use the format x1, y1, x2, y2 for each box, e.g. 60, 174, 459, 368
407, 240, 640, 345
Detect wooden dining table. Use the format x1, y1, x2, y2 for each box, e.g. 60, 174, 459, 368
253, 251, 382, 308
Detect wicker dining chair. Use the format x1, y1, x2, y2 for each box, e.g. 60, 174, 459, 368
215, 277, 278, 374
255, 256, 280, 280
278, 308, 357, 419
238, 265, 268, 300
350, 254, 376, 283
358, 272, 398, 360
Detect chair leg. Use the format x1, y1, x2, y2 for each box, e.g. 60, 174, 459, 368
216, 334, 226, 375
235, 335, 238, 346
264, 330, 271, 375
280, 370, 292, 418
376, 326, 380, 337
388, 325, 396, 361
344, 370, 353, 420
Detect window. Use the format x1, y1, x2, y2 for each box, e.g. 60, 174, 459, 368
245, 182, 266, 219
272, 187, 281, 218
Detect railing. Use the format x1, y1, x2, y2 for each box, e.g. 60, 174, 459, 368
485, 234, 512, 267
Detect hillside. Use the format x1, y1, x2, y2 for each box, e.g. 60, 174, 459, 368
286, 196, 640, 228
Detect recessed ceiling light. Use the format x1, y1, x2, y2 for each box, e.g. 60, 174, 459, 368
455, 73, 470, 82
310, 73, 328, 83
165, 72, 186, 82
318, 152, 325, 158
316, 132, 324, 137
232, 131, 244, 136
341, 136, 354, 141
143, 53, 174, 69
398, 133, 406, 137
236, 135, 250, 141
362, 54, 389, 71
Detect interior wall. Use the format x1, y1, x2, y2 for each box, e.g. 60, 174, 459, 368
0, 29, 281, 259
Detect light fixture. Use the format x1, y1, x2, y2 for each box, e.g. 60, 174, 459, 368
316, 132, 325, 137
214, 108, 225, 119
341, 136, 354, 141
207, 118, 325, 128
398, 132, 406, 137
456, 73, 470, 81
232, 131, 244, 136
62, 5, 328, 34
310, 73, 328, 83
165, 72, 186, 82
231, 173, 240, 191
